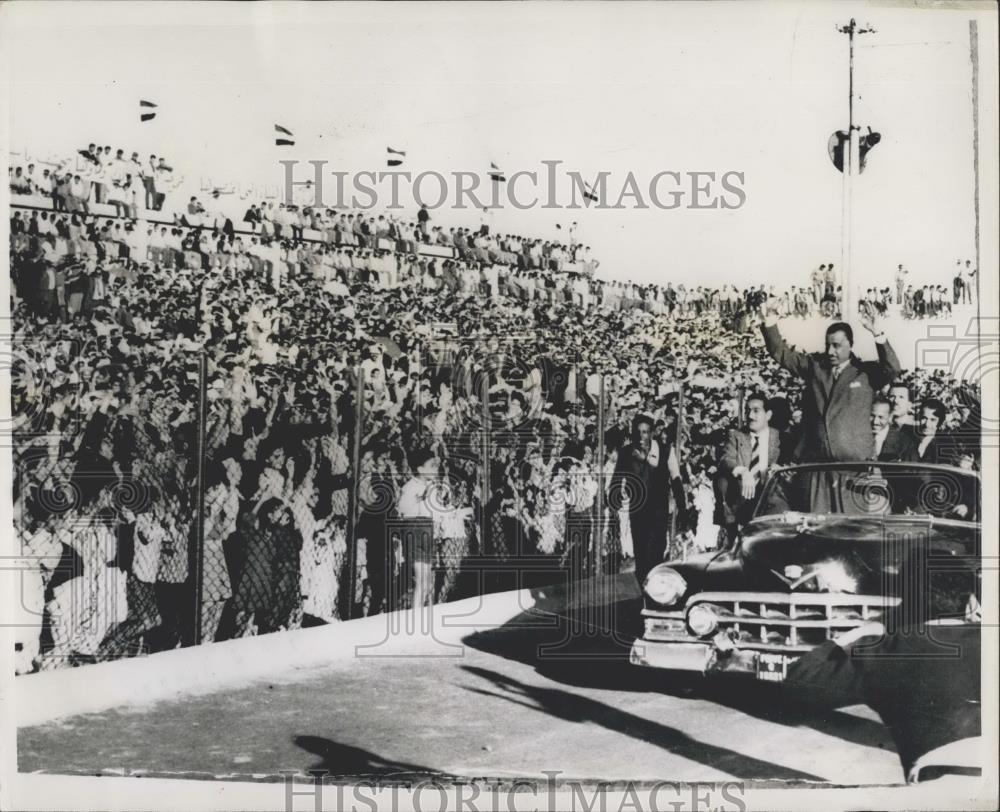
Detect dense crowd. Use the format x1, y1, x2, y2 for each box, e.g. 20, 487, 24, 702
9, 177, 982, 674
10, 144, 180, 216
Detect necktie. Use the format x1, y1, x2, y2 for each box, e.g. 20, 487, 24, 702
750, 434, 760, 476
833, 365, 842, 381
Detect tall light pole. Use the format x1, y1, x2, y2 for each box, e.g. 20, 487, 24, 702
837, 18, 875, 321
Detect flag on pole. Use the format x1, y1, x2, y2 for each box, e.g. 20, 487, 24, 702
387, 146, 406, 167
275, 124, 295, 147
583, 181, 599, 203
488, 162, 505, 183
140, 100, 158, 122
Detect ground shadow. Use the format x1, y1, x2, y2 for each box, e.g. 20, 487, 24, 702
459, 664, 827, 783
293, 735, 444, 779
462, 574, 893, 754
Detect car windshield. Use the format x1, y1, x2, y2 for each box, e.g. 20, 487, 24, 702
754, 463, 980, 522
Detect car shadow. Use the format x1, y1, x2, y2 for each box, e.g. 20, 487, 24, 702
462, 576, 894, 754
458, 664, 826, 783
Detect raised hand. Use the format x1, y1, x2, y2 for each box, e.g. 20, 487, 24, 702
858, 303, 882, 335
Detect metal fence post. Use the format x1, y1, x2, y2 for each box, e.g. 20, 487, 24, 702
343, 366, 365, 620
480, 370, 490, 528
192, 351, 208, 646
594, 373, 605, 578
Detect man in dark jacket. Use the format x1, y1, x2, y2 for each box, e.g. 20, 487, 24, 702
913, 398, 954, 464
785, 570, 981, 783
609, 414, 684, 587
716, 392, 781, 541
759, 300, 901, 462
871, 396, 917, 462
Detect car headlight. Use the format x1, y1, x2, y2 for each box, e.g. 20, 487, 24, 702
686, 604, 719, 637
644, 566, 687, 606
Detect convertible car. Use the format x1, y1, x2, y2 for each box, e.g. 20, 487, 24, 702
630, 461, 981, 681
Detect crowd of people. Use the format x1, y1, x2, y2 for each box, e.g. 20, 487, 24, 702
9, 144, 179, 216
867, 261, 980, 319
9, 160, 983, 674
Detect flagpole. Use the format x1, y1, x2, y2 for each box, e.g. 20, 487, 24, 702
837, 19, 874, 323
969, 20, 981, 302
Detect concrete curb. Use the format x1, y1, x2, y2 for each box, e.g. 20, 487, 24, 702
16, 588, 537, 727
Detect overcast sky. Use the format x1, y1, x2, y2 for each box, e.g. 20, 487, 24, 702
3, 1, 995, 288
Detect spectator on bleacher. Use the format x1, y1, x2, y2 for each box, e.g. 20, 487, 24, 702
417, 204, 430, 239
128, 150, 144, 186
142, 154, 157, 209
106, 160, 132, 219
25, 163, 40, 193
243, 203, 261, 228
187, 196, 207, 226
88, 146, 107, 203
153, 158, 173, 210
68, 174, 90, 214
54, 173, 71, 212
10, 166, 32, 194
963, 260, 976, 304
79, 143, 100, 166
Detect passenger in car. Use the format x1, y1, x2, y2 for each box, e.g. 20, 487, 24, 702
716, 392, 780, 542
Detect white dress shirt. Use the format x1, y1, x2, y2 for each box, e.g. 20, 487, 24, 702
733, 429, 769, 479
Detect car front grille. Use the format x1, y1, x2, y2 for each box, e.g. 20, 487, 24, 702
644, 591, 900, 650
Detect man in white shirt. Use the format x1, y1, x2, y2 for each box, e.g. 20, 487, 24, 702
396, 448, 441, 608
963, 260, 977, 305
154, 159, 173, 210
144, 155, 159, 209
894, 264, 908, 306
69, 175, 90, 213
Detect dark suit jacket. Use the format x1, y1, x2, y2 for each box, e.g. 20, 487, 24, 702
717, 427, 780, 525
875, 425, 917, 462
914, 432, 955, 465
609, 442, 670, 528
761, 324, 901, 462
785, 624, 980, 778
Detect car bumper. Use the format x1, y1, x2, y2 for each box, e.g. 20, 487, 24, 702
629, 637, 795, 681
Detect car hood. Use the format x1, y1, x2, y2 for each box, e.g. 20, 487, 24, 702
735, 514, 978, 595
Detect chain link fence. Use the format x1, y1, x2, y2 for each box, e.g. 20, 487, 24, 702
12, 337, 695, 673
12, 346, 201, 671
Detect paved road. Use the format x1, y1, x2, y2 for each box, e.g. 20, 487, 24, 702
18, 575, 903, 786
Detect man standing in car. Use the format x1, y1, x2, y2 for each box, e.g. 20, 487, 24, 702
759, 299, 901, 462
